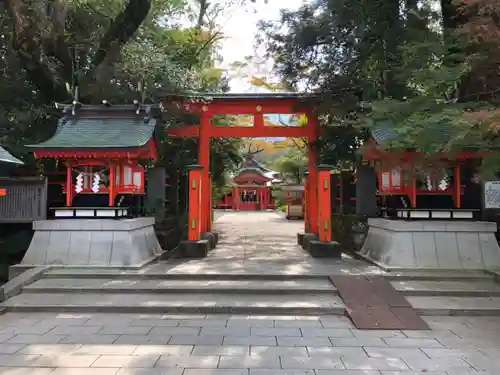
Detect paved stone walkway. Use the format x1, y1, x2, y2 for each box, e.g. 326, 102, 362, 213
148, 211, 381, 275
0, 312, 497, 374
2, 211, 500, 373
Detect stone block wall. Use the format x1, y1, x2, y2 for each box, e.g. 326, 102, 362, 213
359, 218, 500, 270
21, 218, 162, 267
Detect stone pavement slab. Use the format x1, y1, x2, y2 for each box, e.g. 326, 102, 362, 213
0, 313, 499, 373
116, 370, 183, 375
148, 211, 381, 276
184, 370, 246, 375
0, 369, 56, 375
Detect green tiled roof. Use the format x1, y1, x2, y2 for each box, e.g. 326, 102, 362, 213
235, 167, 269, 177
241, 156, 271, 172
367, 119, 454, 145
27, 116, 156, 149
0, 146, 23, 165
369, 120, 397, 144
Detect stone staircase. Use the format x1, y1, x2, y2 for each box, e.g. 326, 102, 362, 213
2, 269, 344, 315
3, 267, 500, 316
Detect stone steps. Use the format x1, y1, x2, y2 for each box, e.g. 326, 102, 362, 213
42, 268, 493, 281
42, 268, 332, 280
0, 292, 345, 315
9, 280, 500, 316
4, 271, 344, 315
383, 270, 493, 281
22, 277, 336, 295
4, 267, 500, 316
392, 279, 500, 297
408, 296, 500, 316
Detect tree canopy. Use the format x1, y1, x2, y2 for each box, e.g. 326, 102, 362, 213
272, 147, 307, 184
259, 0, 500, 171
0, 0, 245, 185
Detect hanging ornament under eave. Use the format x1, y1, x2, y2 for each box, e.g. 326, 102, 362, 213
92, 172, 100, 193
75, 173, 83, 193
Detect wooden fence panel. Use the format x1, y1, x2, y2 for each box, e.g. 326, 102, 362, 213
0, 177, 47, 223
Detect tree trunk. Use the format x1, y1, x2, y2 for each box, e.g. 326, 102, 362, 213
374, 0, 406, 99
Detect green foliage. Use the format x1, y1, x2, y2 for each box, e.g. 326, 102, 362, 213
272, 148, 307, 184
0, 0, 243, 186
365, 12, 500, 170
270, 185, 284, 207
258, 0, 424, 100
259, 0, 500, 173
258, 0, 407, 165
210, 137, 243, 188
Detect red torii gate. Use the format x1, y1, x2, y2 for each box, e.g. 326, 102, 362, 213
162, 93, 336, 252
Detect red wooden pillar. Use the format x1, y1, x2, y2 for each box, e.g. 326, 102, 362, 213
234, 186, 239, 210
207, 173, 213, 231
318, 165, 332, 242
258, 188, 261, 210
454, 165, 461, 209
199, 111, 211, 232
66, 162, 72, 207
303, 171, 310, 232
108, 165, 115, 207
187, 165, 203, 241
260, 187, 264, 210
307, 114, 319, 235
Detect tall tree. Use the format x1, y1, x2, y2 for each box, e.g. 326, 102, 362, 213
2, 0, 159, 100
258, 0, 500, 171
258, 0, 412, 100
256, 0, 419, 167
368, 0, 500, 163
0, 0, 245, 186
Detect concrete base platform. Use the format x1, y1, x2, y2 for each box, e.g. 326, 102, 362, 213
359, 218, 500, 270
298, 233, 342, 258
179, 239, 209, 258
201, 232, 217, 250
308, 240, 343, 258
300, 233, 318, 251
297, 232, 304, 246
21, 218, 162, 267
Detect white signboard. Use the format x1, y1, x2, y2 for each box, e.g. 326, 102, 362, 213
484, 181, 500, 208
